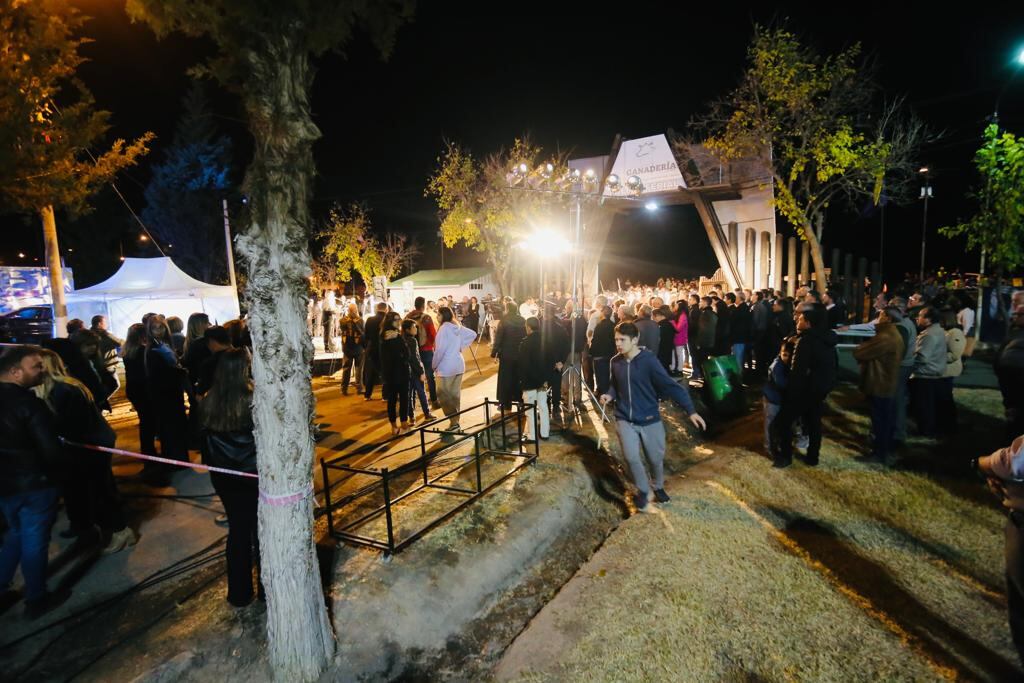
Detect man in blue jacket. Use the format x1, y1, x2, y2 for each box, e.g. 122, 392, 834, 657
600, 322, 707, 512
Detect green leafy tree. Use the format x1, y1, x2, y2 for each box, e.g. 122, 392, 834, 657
0, 0, 153, 334
699, 26, 924, 293
427, 137, 564, 296
125, 2, 414, 679
941, 123, 1024, 333
320, 201, 379, 284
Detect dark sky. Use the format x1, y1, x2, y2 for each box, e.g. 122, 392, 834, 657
4, 1, 1024, 286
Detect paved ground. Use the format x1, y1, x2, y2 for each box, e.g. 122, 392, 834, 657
1, 347, 1017, 681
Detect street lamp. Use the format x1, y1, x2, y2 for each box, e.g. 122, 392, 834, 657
918, 167, 932, 282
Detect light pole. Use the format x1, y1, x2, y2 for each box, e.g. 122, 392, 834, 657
918, 167, 932, 282
507, 163, 649, 428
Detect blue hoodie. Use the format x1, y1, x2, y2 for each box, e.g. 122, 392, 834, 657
606, 349, 697, 425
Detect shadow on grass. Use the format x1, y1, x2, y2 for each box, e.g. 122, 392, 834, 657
559, 429, 629, 518
770, 509, 1021, 681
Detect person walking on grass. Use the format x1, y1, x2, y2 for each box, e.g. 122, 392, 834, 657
599, 322, 706, 513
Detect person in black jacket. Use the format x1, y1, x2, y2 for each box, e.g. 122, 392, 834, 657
403, 319, 434, 422
519, 317, 550, 442
713, 296, 732, 357
182, 313, 212, 391
362, 302, 389, 400
653, 306, 676, 373
771, 304, 838, 468
0, 345, 70, 618
589, 305, 616, 396
492, 303, 526, 411
144, 315, 190, 484
687, 295, 702, 380
727, 293, 752, 372
199, 348, 262, 607
379, 311, 412, 435
121, 324, 156, 458
339, 303, 364, 395
34, 350, 135, 552
541, 310, 570, 423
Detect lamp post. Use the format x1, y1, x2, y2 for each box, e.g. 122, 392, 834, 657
918, 167, 932, 282
507, 163, 648, 427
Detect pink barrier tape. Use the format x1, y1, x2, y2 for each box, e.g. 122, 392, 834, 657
63, 440, 260, 480
259, 485, 314, 507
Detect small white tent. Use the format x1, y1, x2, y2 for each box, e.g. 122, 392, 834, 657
66, 257, 240, 339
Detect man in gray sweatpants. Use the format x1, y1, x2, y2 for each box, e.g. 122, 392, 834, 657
600, 322, 706, 512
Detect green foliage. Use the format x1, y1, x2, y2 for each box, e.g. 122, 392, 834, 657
320, 202, 377, 284
0, 0, 153, 216
940, 124, 1024, 272
702, 26, 913, 241
426, 137, 564, 294
125, 0, 414, 87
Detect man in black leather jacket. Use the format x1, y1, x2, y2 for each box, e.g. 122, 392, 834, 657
771, 304, 838, 468
0, 345, 69, 618
361, 302, 389, 400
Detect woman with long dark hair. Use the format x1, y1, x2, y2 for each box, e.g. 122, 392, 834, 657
463, 296, 481, 338
199, 348, 261, 607
182, 313, 212, 389
122, 323, 156, 458
145, 315, 190, 484
34, 350, 136, 552
379, 311, 412, 435
491, 302, 526, 411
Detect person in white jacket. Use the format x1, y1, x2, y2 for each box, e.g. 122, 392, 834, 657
432, 306, 479, 442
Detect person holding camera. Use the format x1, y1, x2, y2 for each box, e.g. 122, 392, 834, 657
976, 434, 1024, 666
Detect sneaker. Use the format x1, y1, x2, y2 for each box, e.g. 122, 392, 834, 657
439, 432, 456, 444
653, 489, 671, 503
24, 588, 71, 620
772, 457, 792, 469
423, 413, 436, 422
633, 492, 653, 513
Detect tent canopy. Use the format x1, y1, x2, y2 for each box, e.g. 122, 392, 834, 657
66, 257, 240, 339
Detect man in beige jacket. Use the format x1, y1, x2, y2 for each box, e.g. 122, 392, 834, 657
853, 307, 906, 465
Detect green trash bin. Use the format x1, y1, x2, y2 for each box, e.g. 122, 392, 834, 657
701, 354, 744, 413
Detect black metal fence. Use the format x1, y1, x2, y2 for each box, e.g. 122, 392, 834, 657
320, 399, 540, 554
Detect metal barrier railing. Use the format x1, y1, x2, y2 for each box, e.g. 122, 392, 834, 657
320, 399, 540, 554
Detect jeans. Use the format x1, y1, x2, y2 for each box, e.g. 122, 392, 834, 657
409, 375, 430, 419
341, 349, 362, 391
361, 354, 380, 399
0, 488, 58, 602
773, 398, 824, 462
210, 473, 260, 606
593, 357, 611, 397
385, 382, 411, 424
523, 388, 550, 440
615, 420, 667, 495
910, 377, 941, 437
763, 398, 781, 452
869, 395, 896, 459
732, 343, 747, 370
673, 345, 690, 373
420, 350, 437, 402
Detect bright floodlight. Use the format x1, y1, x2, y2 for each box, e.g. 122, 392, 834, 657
540, 163, 555, 179
1017, 46, 1024, 66
626, 175, 644, 195
520, 228, 570, 255
606, 173, 621, 192
645, 201, 659, 211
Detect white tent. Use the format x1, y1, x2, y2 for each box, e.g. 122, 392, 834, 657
66, 257, 240, 339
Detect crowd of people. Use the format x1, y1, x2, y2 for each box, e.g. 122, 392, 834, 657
0, 309, 264, 618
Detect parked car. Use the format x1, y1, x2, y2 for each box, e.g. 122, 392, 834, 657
0, 305, 54, 343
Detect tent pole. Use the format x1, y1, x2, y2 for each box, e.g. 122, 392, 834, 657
223, 199, 238, 292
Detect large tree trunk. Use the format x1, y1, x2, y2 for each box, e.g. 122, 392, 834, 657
235, 40, 334, 681
40, 205, 68, 338
803, 221, 829, 294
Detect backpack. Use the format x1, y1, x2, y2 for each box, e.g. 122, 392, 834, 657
416, 313, 432, 348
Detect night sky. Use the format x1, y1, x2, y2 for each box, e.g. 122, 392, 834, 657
3, 1, 1023, 287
